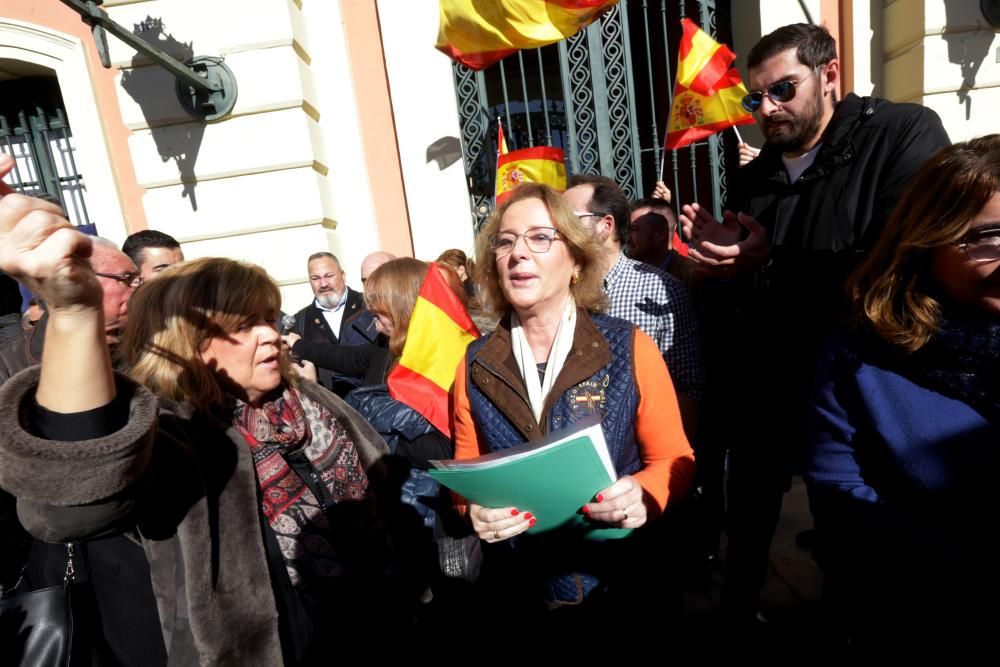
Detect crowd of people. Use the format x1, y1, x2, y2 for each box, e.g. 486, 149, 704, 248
1, 21, 997, 664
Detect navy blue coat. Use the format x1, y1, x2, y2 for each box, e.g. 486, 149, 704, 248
805, 331, 999, 646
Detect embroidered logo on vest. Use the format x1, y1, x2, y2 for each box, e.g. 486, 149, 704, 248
567, 374, 610, 416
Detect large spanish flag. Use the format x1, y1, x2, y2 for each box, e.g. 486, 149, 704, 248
664, 19, 754, 151
388, 264, 480, 438
436, 0, 619, 71
496, 146, 567, 204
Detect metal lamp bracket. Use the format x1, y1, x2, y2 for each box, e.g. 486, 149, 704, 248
175, 57, 238, 121
60, 0, 238, 121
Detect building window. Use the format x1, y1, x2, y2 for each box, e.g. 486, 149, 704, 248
0, 76, 92, 227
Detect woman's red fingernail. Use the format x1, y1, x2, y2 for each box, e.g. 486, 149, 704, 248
524, 512, 533, 520
529, 518, 537, 527
581, 505, 590, 514
596, 493, 604, 502
511, 509, 519, 516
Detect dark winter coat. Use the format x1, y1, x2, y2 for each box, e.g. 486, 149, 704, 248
0, 368, 389, 665
291, 287, 369, 395
0, 316, 168, 665
713, 94, 951, 452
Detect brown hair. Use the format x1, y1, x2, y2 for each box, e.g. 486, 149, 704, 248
117, 257, 291, 410
436, 248, 474, 276
473, 182, 607, 318
747, 23, 837, 70
364, 257, 468, 358
850, 134, 1000, 351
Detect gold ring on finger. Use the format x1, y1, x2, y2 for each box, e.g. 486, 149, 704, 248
493, 530, 500, 540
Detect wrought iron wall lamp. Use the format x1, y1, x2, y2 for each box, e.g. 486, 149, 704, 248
59, 0, 238, 121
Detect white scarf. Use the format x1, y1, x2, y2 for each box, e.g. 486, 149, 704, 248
510, 298, 577, 423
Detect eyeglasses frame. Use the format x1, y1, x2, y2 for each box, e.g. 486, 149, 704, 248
741, 65, 826, 113
489, 226, 563, 257
955, 230, 1000, 263
94, 271, 144, 289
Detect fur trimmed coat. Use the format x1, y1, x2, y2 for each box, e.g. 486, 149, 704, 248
0, 367, 390, 665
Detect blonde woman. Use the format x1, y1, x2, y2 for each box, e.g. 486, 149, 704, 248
452, 183, 695, 626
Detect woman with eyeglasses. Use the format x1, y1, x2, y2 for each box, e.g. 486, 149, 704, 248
805, 135, 1000, 652
0, 197, 396, 663
451, 183, 695, 628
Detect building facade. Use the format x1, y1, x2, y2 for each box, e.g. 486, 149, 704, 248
1, 0, 996, 310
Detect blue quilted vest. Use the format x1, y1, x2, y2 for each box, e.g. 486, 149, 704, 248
466, 312, 642, 602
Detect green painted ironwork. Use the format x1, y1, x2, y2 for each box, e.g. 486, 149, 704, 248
451, 0, 734, 231
0, 77, 92, 227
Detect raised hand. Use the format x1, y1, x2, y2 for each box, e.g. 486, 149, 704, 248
738, 143, 760, 167
651, 180, 672, 203
1, 154, 113, 412
679, 202, 770, 275
0, 188, 99, 311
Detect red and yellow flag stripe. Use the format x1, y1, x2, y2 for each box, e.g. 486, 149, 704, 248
496, 146, 567, 204
436, 0, 619, 71
664, 19, 754, 150
388, 264, 480, 438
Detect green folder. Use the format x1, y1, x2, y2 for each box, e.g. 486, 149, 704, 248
429, 416, 632, 541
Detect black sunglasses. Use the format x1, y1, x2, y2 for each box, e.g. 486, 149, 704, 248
741, 67, 823, 113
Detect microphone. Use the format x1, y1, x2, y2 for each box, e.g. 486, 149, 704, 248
280, 315, 301, 363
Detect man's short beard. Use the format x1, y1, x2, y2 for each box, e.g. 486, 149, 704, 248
315, 289, 344, 309
763, 87, 825, 153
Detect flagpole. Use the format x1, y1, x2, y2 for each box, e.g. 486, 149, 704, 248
494, 116, 502, 208
732, 125, 744, 145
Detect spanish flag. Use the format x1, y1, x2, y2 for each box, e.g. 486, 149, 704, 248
388, 264, 480, 438
497, 117, 509, 156
436, 0, 619, 71
496, 146, 567, 204
664, 19, 754, 151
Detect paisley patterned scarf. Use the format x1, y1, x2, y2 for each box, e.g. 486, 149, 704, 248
232, 386, 371, 589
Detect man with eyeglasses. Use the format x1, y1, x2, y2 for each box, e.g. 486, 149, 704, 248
562, 174, 705, 436
1, 236, 139, 360
677, 23, 950, 627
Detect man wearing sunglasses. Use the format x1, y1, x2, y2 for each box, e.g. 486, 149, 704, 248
678, 23, 950, 627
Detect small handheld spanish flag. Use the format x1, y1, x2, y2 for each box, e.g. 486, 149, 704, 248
664, 19, 754, 151
388, 264, 480, 438
496, 146, 567, 204
497, 117, 509, 157
436, 0, 619, 71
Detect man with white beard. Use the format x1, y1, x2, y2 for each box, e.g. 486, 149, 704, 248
291, 252, 365, 396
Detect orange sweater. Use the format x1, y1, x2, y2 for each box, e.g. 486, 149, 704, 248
452, 328, 695, 515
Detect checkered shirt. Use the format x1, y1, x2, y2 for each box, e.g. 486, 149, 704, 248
604, 253, 705, 399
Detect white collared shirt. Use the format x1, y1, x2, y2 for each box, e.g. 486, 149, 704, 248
315, 289, 349, 339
